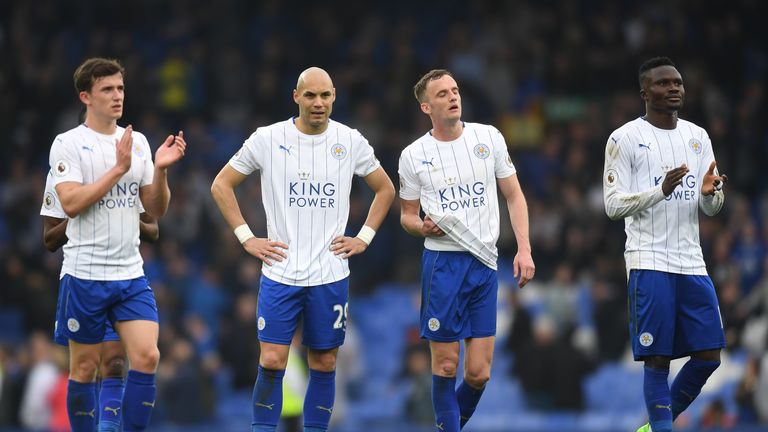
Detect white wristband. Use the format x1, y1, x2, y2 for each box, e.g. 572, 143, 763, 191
355, 225, 376, 245
233, 224, 255, 244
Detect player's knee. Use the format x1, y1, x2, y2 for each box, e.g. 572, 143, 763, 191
70, 356, 99, 382
260, 350, 288, 370
433, 360, 458, 377
131, 346, 160, 372
464, 369, 490, 389
101, 356, 127, 378
644, 356, 671, 370
308, 349, 337, 372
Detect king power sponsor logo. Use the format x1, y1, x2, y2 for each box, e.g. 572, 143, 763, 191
438, 181, 487, 211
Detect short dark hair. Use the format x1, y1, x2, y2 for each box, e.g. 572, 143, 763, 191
73, 58, 125, 93
638, 57, 675, 87
413, 69, 453, 103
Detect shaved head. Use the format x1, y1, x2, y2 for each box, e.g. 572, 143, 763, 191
293, 67, 336, 134
296, 67, 333, 91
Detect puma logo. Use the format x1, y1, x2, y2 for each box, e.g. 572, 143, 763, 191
316, 405, 333, 414
655, 404, 671, 411
104, 406, 121, 416
141, 401, 155, 408
255, 402, 275, 410
75, 409, 95, 418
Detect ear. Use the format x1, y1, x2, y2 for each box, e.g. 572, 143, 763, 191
331, 87, 336, 103
293, 89, 299, 105
420, 102, 431, 115
639, 88, 648, 103
79, 91, 90, 106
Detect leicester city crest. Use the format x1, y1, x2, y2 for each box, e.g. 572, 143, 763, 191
331, 144, 347, 160
688, 138, 703, 155
473, 143, 490, 159
133, 143, 144, 157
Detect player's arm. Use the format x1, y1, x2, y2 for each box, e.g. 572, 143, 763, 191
139, 212, 159, 243
210, 164, 287, 265
330, 167, 395, 259
42, 216, 68, 252
139, 132, 186, 219
56, 127, 135, 218
399, 199, 444, 237
498, 174, 535, 287
699, 138, 727, 217
602, 135, 686, 220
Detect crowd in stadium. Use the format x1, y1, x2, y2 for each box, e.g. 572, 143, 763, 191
0, 1, 766, 430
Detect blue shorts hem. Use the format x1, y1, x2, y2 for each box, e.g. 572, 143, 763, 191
257, 336, 290, 346
114, 316, 159, 324
469, 331, 496, 339
66, 335, 106, 344
305, 341, 344, 350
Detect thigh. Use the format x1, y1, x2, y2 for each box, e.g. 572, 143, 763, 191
114, 319, 159, 364
464, 336, 495, 377
257, 276, 304, 346
303, 278, 349, 350
110, 276, 159, 324
673, 275, 725, 357
57, 275, 115, 344
628, 270, 676, 361
467, 263, 498, 339
420, 250, 472, 342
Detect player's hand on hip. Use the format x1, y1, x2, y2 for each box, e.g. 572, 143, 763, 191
421, 216, 445, 237
330, 236, 367, 259
155, 130, 187, 169
661, 163, 689, 196
701, 160, 727, 196
115, 125, 133, 173
513, 252, 535, 288
243, 237, 288, 266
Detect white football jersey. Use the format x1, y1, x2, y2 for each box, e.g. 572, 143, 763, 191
398, 122, 516, 270
229, 118, 381, 286
48, 124, 154, 280
41, 170, 66, 219
603, 117, 724, 275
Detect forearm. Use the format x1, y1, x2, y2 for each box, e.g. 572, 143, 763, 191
699, 190, 724, 216
400, 212, 424, 237
362, 187, 395, 231
58, 167, 126, 217
142, 168, 171, 218
43, 223, 68, 252
604, 186, 666, 221
139, 222, 159, 243
506, 194, 531, 253
211, 178, 248, 230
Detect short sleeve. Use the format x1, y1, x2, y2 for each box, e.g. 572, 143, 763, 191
229, 132, 262, 175
49, 134, 83, 186
40, 171, 66, 218
352, 131, 380, 177
490, 126, 516, 178
398, 149, 421, 200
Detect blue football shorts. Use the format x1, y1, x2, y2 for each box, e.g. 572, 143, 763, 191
55, 274, 158, 345
420, 249, 498, 342
628, 269, 725, 360
257, 275, 348, 349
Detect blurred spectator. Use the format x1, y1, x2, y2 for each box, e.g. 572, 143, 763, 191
219, 292, 260, 389
401, 342, 433, 426
19, 331, 58, 430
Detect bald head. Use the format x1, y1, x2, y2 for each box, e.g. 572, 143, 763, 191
296, 67, 333, 91
293, 67, 336, 134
